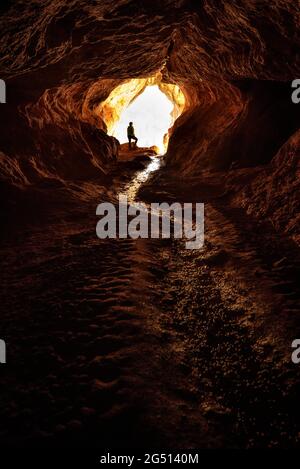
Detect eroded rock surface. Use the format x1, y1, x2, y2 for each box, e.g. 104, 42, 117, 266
0, 1, 299, 208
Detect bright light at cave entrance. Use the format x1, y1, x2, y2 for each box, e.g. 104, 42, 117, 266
112, 85, 174, 154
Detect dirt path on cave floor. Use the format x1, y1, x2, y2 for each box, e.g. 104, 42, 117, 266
0, 154, 300, 448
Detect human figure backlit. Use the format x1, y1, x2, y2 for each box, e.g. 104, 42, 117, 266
127, 122, 138, 149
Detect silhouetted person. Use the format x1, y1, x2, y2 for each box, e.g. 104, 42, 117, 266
127, 122, 138, 149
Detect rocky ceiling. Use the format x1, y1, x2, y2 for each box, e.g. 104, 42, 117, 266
0, 0, 299, 189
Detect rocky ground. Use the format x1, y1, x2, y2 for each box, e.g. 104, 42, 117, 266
0, 150, 299, 448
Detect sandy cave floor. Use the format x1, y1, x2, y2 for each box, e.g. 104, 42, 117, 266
0, 149, 300, 448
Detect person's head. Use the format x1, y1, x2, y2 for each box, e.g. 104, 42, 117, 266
129, 122, 133, 126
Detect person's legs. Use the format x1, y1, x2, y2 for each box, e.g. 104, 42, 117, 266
128, 136, 137, 149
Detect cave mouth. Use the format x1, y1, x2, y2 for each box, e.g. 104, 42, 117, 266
97, 77, 185, 154
112, 85, 173, 153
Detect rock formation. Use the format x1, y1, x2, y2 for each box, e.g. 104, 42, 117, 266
0, 0, 299, 237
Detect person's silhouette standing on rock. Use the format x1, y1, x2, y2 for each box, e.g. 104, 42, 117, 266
127, 122, 138, 149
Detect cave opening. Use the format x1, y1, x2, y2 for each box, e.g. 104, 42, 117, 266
112, 85, 173, 153
98, 78, 185, 154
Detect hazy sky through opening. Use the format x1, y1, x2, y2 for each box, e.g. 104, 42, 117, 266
112, 85, 174, 153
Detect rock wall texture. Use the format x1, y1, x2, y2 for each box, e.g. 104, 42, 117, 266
228, 129, 300, 245
0, 0, 299, 231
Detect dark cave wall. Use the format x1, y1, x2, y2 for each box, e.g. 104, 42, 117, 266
220, 81, 300, 168
20, 80, 121, 181
0, 79, 121, 190
227, 129, 300, 245
165, 80, 245, 173
166, 80, 300, 173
